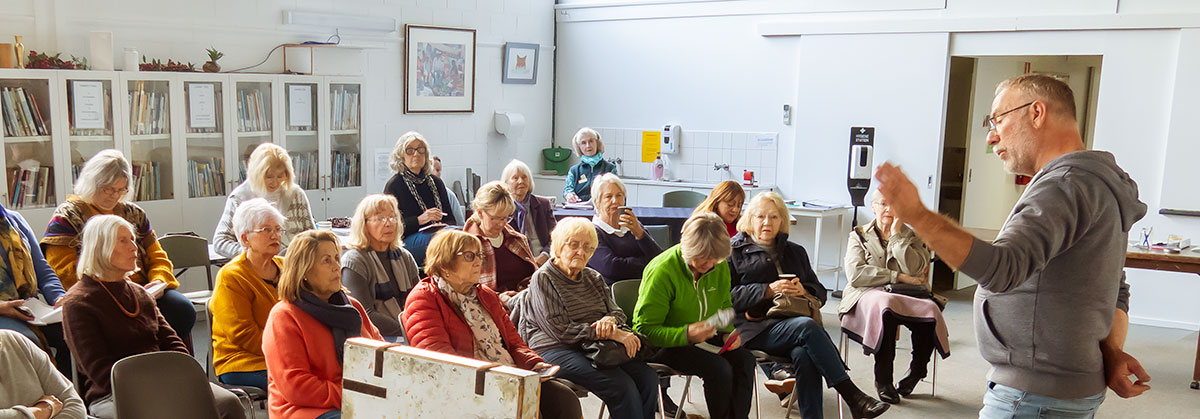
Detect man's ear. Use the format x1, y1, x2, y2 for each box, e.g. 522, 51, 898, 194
1030, 100, 1050, 129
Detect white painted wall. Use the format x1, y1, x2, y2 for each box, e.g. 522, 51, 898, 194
555, 1, 1200, 329
1, 0, 555, 200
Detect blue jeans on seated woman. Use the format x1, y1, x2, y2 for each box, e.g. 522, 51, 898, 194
402, 228, 443, 267
745, 316, 850, 419
156, 288, 197, 341
980, 382, 1105, 419
540, 348, 660, 419
219, 370, 268, 391
315, 410, 341, 419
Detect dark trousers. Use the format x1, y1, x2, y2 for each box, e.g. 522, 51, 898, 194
653, 345, 755, 419
875, 311, 935, 383
541, 348, 659, 419
746, 316, 850, 419
157, 288, 197, 351
540, 378, 584, 419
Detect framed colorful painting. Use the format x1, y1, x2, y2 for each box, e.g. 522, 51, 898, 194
404, 24, 476, 113
502, 42, 539, 84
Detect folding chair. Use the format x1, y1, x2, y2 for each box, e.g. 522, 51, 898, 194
610, 279, 695, 419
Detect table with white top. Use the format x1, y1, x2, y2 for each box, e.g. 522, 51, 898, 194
787, 205, 853, 294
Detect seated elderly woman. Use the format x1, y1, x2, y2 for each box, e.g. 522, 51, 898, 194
563, 127, 616, 203
633, 212, 755, 419
463, 181, 538, 301
502, 159, 555, 266
42, 149, 195, 346
210, 198, 286, 391
0, 330, 85, 419
384, 131, 457, 266
0, 203, 72, 378
402, 229, 582, 419
587, 174, 662, 286
263, 230, 383, 419
693, 180, 746, 237
341, 194, 420, 341
213, 142, 316, 257
518, 217, 659, 419
728, 192, 888, 419
841, 191, 948, 404
60, 215, 244, 419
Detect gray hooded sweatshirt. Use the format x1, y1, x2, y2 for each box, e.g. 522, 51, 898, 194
959, 150, 1146, 400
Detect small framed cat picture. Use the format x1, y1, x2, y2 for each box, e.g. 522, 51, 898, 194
502, 42, 539, 85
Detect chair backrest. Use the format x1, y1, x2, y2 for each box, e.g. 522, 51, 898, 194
112, 351, 220, 419
610, 279, 642, 327
644, 225, 671, 248
159, 233, 213, 289
662, 190, 706, 209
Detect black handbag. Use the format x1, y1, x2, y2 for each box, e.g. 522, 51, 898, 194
884, 283, 947, 311
581, 332, 660, 369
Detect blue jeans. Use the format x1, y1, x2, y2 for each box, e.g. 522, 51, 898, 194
403, 229, 438, 266
745, 317, 850, 419
219, 370, 268, 391
157, 288, 197, 341
541, 348, 659, 419
315, 410, 341, 419
979, 382, 1105, 419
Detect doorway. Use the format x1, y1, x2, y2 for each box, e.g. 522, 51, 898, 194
934, 55, 1102, 290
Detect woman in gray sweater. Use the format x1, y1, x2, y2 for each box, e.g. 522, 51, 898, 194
518, 217, 658, 419
340, 195, 420, 341
0, 329, 85, 419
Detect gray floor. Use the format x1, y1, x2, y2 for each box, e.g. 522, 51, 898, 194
191, 286, 1200, 418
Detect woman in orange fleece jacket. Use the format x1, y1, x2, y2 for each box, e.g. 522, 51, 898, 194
263, 230, 381, 419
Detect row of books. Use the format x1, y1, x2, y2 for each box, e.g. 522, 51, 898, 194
237, 88, 271, 133
6, 166, 54, 208
129, 83, 170, 136
132, 160, 167, 201
187, 157, 227, 198
330, 88, 360, 131
332, 151, 361, 188
1, 87, 50, 137
290, 151, 320, 190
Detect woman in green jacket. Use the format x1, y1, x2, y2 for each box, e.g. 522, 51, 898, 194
632, 213, 755, 419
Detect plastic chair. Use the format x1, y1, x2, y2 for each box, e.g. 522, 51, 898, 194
836, 326, 938, 418
644, 225, 671, 248
610, 279, 695, 419
205, 299, 268, 418
748, 349, 801, 418
661, 190, 707, 209
158, 233, 215, 307
111, 351, 221, 419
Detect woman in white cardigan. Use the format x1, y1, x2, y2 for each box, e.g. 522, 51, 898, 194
213, 143, 316, 257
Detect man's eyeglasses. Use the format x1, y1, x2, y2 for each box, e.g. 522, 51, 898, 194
456, 251, 481, 262
252, 227, 285, 236
984, 101, 1035, 133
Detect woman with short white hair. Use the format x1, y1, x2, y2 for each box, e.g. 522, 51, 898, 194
562, 127, 616, 203
587, 174, 661, 286
210, 198, 287, 390
61, 215, 244, 419
340, 194, 420, 341
42, 149, 195, 347
502, 159, 556, 266
212, 142, 316, 258
383, 131, 456, 265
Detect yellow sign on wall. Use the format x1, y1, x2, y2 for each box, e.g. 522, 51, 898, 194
641, 131, 661, 163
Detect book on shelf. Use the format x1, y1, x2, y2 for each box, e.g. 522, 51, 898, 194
332, 150, 361, 188
331, 87, 359, 131
188, 157, 226, 197
6, 165, 54, 208
131, 160, 164, 201
1, 86, 49, 137
238, 88, 270, 132
289, 151, 320, 190
128, 82, 169, 136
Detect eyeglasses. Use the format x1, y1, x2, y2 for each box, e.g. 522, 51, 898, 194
405, 147, 428, 156
563, 240, 596, 253
480, 210, 513, 223
100, 186, 129, 196
984, 101, 1035, 133
456, 251, 481, 262
368, 216, 399, 224
252, 227, 285, 236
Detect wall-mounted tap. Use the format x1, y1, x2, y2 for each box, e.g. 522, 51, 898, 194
713, 162, 730, 171
607, 157, 623, 176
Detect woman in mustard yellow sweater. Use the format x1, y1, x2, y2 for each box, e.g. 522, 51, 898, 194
210, 198, 286, 390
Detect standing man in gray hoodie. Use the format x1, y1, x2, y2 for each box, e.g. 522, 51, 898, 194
874, 74, 1151, 417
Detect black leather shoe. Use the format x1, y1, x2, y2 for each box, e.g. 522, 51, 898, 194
898, 372, 925, 397
875, 381, 901, 404
847, 392, 891, 419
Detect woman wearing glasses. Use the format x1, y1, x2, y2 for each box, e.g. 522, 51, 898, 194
403, 229, 581, 418
383, 131, 457, 266
42, 149, 195, 347
210, 198, 286, 390
340, 194, 420, 341
462, 182, 539, 304
212, 142, 316, 258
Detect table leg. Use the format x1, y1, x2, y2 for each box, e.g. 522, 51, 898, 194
1193, 329, 1200, 389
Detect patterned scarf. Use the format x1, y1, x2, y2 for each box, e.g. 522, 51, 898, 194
0, 212, 36, 301
400, 169, 442, 213
434, 276, 515, 366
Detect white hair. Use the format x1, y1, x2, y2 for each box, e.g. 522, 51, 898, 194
571, 127, 604, 156
232, 198, 285, 245
77, 215, 139, 279
74, 149, 133, 203
589, 173, 626, 202
501, 159, 535, 191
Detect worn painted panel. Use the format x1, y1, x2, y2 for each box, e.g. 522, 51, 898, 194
343, 338, 540, 418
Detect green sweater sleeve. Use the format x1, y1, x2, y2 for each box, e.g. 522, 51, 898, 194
632, 265, 689, 348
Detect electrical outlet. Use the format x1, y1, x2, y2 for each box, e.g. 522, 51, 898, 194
928, 175, 933, 188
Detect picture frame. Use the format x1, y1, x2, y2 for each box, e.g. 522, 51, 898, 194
404, 24, 476, 113
502, 42, 539, 84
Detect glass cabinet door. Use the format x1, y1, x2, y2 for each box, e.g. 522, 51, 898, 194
329, 83, 361, 188
66, 79, 115, 182
126, 80, 172, 201
1, 78, 56, 209
234, 81, 273, 184
184, 81, 226, 198
285, 82, 319, 191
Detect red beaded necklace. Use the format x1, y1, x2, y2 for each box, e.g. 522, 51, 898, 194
96, 279, 140, 318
